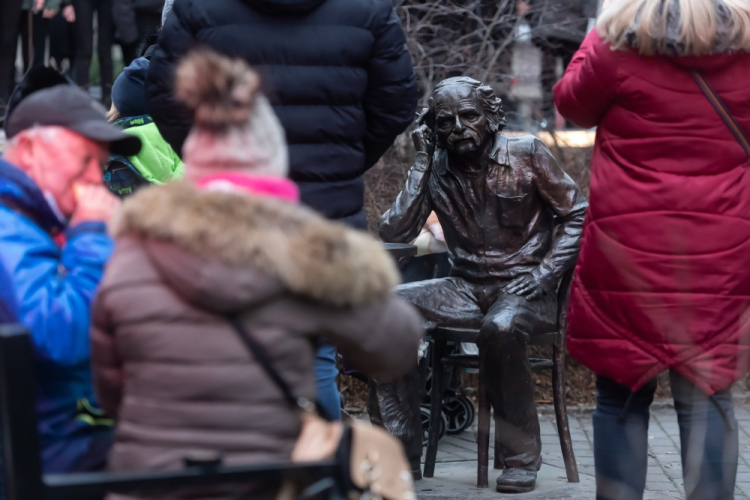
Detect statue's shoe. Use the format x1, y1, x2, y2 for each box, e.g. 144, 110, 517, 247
496, 468, 537, 494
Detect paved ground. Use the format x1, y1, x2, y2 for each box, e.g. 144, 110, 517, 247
417, 403, 750, 499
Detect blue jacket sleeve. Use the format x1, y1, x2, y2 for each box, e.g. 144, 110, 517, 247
0, 265, 18, 324
0, 210, 113, 366
362, 0, 419, 170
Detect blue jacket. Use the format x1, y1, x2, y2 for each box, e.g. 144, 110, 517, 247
0, 265, 17, 324
0, 159, 114, 473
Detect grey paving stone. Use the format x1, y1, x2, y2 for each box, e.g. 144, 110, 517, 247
645, 481, 680, 493
417, 404, 750, 499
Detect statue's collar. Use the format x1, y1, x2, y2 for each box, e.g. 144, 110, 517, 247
488, 134, 510, 166
435, 133, 509, 177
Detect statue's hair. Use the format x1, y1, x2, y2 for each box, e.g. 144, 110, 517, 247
423, 77, 507, 142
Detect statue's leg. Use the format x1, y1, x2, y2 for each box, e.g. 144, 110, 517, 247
368, 278, 482, 478
477, 290, 556, 494
369, 369, 423, 477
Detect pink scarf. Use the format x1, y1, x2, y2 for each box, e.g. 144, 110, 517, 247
195, 172, 299, 203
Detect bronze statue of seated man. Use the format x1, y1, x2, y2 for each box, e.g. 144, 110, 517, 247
375, 76, 587, 493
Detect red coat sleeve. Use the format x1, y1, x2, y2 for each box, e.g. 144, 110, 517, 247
554, 30, 619, 129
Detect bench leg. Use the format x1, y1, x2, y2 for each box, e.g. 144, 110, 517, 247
553, 343, 579, 483
424, 340, 445, 478
477, 363, 490, 488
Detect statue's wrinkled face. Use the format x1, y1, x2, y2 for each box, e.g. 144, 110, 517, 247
433, 84, 492, 156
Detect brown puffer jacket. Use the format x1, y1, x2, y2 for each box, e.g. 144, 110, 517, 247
91, 182, 423, 491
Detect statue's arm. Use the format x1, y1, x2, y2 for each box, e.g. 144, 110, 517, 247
530, 139, 589, 293
379, 152, 434, 244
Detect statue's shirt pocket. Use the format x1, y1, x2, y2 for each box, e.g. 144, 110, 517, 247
495, 193, 527, 228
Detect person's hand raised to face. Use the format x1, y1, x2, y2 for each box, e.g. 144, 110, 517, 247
14, 127, 119, 224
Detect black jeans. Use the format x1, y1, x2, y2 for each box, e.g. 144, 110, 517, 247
18, 10, 50, 73
594, 371, 738, 500
72, 0, 113, 104
49, 12, 76, 69
1, 0, 24, 104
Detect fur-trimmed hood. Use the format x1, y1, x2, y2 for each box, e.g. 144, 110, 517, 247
112, 182, 400, 309
623, 0, 749, 56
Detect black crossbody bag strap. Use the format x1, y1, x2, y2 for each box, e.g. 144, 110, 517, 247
691, 71, 750, 161
227, 316, 306, 412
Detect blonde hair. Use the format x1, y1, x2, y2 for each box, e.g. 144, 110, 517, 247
107, 103, 121, 123
598, 0, 750, 56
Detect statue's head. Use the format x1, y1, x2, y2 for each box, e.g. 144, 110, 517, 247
423, 77, 506, 156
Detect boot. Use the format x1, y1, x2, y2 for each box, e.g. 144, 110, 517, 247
496, 468, 537, 494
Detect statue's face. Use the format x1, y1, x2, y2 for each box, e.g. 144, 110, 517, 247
433, 84, 492, 156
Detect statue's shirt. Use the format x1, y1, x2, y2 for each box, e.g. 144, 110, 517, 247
381, 134, 588, 293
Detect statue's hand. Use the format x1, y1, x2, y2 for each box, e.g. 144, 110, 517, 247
418, 339, 429, 362
412, 124, 435, 158
503, 274, 544, 301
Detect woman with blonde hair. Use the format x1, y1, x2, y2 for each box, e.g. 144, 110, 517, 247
555, 0, 750, 499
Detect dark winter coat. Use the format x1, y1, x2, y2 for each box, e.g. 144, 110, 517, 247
92, 181, 422, 491
555, 30, 750, 395
113, 0, 165, 45
529, 0, 597, 44
146, 0, 418, 227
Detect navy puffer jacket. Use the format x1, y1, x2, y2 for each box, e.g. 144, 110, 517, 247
147, 0, 418, 227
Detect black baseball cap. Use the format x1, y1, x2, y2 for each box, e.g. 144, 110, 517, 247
5, 85, 141, 157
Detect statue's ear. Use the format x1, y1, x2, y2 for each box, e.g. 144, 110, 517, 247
418, 103, 440, 147
416, 106, 430, 126
487, 118, 499, 134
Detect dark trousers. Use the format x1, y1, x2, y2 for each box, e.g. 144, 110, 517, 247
1, 0, 24, 104
594, 371, 738, 500
368, 369, 423, 470
49, 13, 76, 69
371, 277, 556, 470
538, 38, 579, 129
121, 11, 161, 65
18, 11, 50, 72
72, 0, 113, 104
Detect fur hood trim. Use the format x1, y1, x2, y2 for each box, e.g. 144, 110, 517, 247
112, 182, 400, 307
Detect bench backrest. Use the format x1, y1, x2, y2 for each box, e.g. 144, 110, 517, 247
0, 325, 339, 500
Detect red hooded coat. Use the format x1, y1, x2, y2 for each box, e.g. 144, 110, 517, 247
555, 30, 750, 394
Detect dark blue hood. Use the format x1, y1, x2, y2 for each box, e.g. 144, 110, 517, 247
0, 159, 64, 234
112, 57, 151, 118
